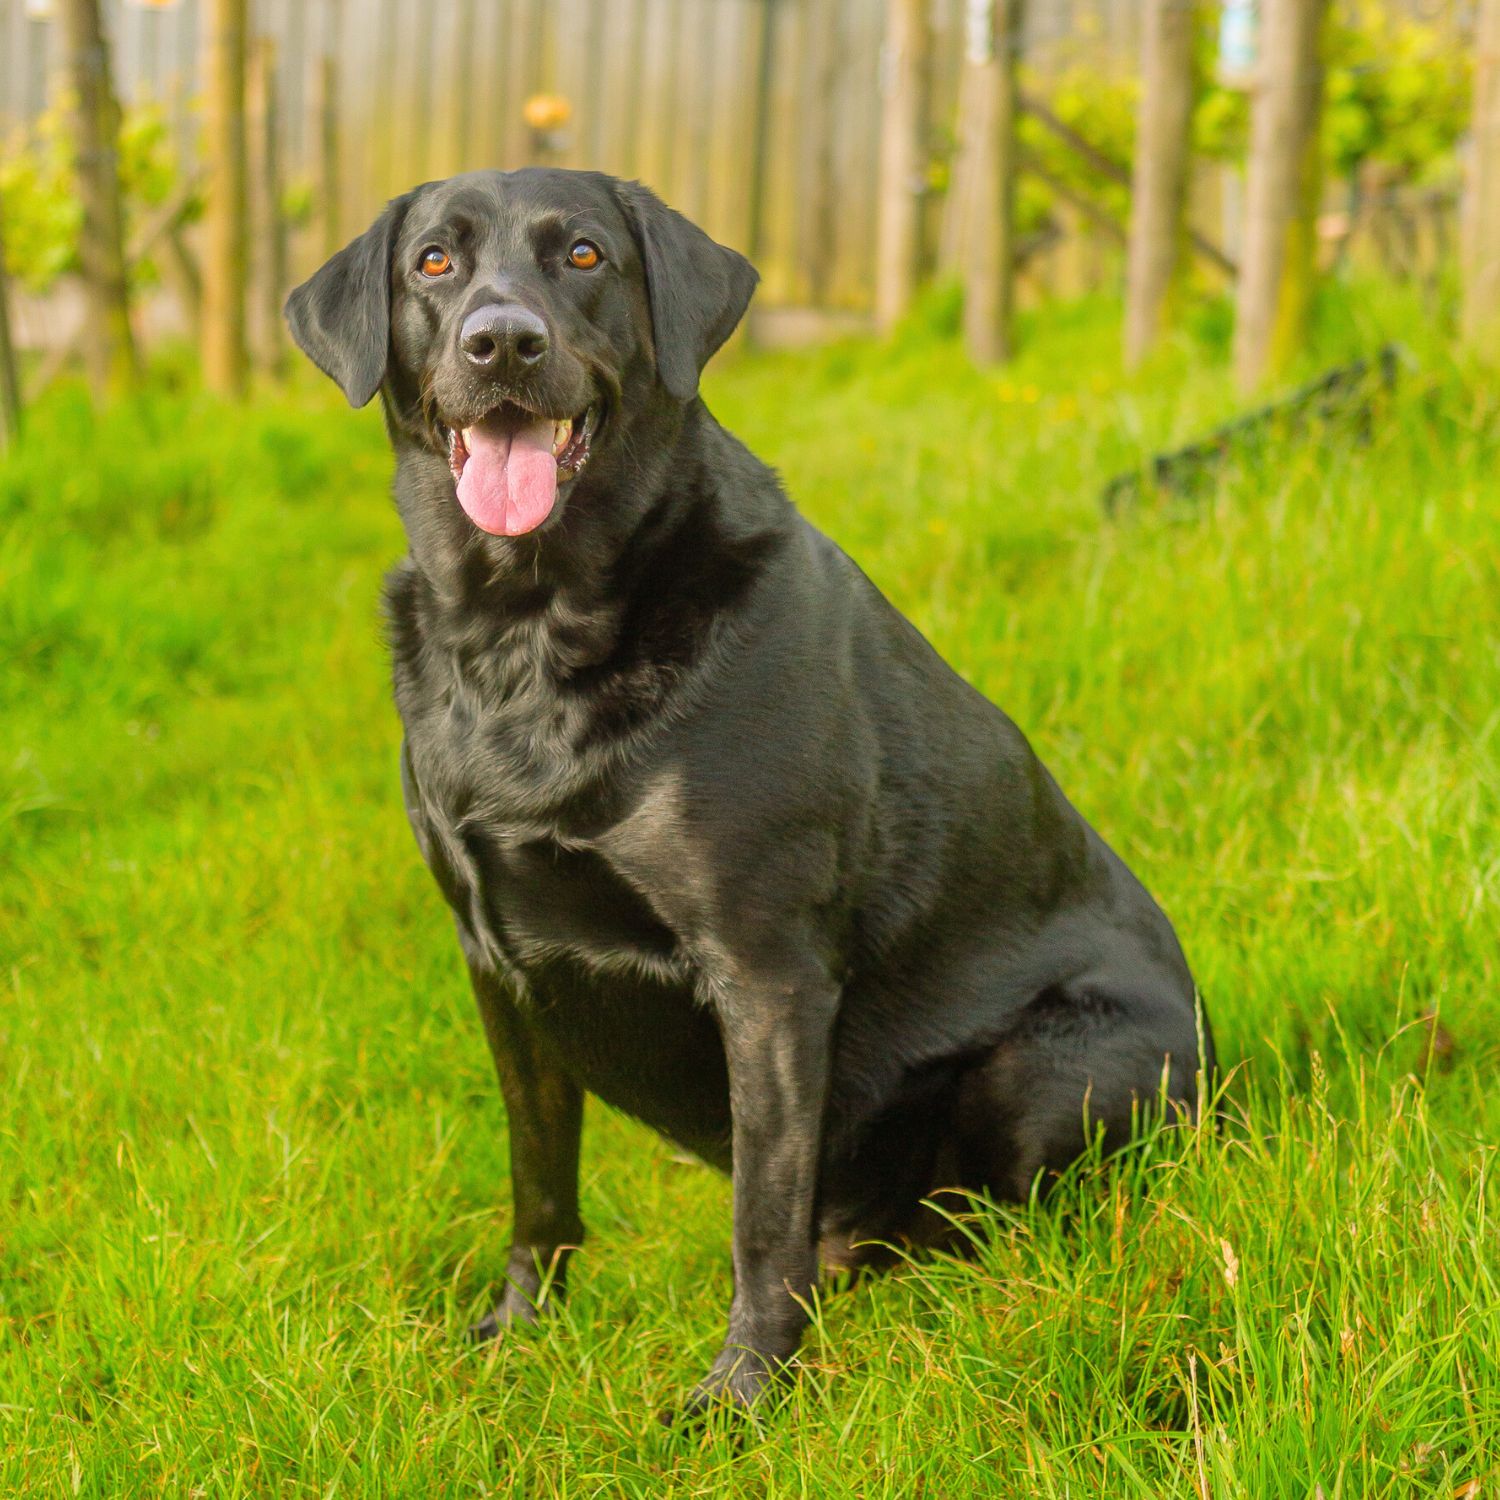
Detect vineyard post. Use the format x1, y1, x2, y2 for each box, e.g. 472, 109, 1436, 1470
202, 0, 251, 396
963, 0, 1024, 365
1464, 0, 1500, 347
248, 35, 288, 376
1233, 0, 1329, 391
1124, 0, 1198, 368
58, 0, 139, 396
874, 0, 931, 332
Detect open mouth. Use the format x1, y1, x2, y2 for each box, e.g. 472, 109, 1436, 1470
444, 401, 600, 537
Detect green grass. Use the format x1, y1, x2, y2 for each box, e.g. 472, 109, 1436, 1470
3, 286, 1498, 1496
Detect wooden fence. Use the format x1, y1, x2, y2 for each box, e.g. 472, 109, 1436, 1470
0, 0, 1472, 334
0, 0, 1160, 320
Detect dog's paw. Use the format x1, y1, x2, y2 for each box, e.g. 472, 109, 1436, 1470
658, 1348, 787, 1429
466, 1287, 554, 1344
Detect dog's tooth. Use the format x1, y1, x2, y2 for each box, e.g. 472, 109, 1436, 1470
553, 419, 572, 457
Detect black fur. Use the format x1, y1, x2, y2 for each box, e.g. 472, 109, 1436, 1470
286, 168, 1214, 1420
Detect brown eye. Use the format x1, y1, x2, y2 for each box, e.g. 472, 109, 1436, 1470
419, 248, 452, 277
567, 240, 601, 270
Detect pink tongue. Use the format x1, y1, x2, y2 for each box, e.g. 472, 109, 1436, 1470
455, 412, 559, 536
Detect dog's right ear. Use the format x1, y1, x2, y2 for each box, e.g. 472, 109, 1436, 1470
613, 180, 758, 403
284, 193, 411, 408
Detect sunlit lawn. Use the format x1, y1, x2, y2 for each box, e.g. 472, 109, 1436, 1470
2, 286, 1497, 1495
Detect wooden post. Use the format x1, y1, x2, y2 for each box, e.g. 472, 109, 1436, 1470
0, 204, 21, 451
938, 57, 979, 277
451, 0, 479, 171
582, 0, 608, 172
803, 0, 840, 306
874, 0, 930, 332
248, 36, 287, 377
315, 0, 344, 260
620, 0, 650, 178
1232, 0, 1329, 392
963, 0, 1024, 365
746, 0, 778, 269
1463, 0, 1500, 349
372, 0, 399, 193
1124, 0, 1197, 368
408, 0, 438, 185
201, 0, 250, 397
314, 53, 342, 260
58, 0, 138, 397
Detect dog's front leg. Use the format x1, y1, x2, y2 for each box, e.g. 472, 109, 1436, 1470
677, 954, 838, 1420
466, 956, 585, 1342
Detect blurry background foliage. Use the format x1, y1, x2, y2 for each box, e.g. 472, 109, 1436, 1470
1, 99, 180, 291
1005, 4, 1469, 244
1321, 6, 1472, 179
0, 98, 314, 296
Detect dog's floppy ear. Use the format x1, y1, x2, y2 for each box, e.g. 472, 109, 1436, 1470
284, 193, 411, 407
615, 181, 759, 402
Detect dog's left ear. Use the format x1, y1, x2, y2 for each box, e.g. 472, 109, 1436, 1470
615, 181, 759, 403
284, 192, 412, 407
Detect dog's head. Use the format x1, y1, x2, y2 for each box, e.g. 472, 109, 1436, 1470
285, 169, 758, 540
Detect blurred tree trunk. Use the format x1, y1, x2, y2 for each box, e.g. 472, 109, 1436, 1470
745, 0, 777, 271
874, 0, 931, 333
1233, 0, 1329, 392
937, 58, 979, 277
1463, 0, 1500, 348
963, 0, 1024, 365
201, 0, 249, 396
248, 36, 287, 377
1124, 0, 1198, 369
314, 52, 342, 261
315, 0, 344, 260
58, 0, 138, 397
0, 206, 20, 450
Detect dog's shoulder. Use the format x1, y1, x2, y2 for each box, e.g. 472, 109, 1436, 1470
382, 556, 428, 699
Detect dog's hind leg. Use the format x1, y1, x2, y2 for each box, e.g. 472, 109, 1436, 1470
951, 978, 1211, 1204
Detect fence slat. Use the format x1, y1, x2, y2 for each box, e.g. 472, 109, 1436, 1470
3, 0, 1468, 335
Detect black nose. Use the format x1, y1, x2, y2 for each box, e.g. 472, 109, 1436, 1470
460, 304, 550, 375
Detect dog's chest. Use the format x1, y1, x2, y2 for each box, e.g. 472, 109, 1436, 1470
405, 727, 681, 977
403, 729, 732, 1161
479, 828, 685, 983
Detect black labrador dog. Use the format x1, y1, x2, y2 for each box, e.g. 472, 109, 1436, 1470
285, 168, 1213, 1419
